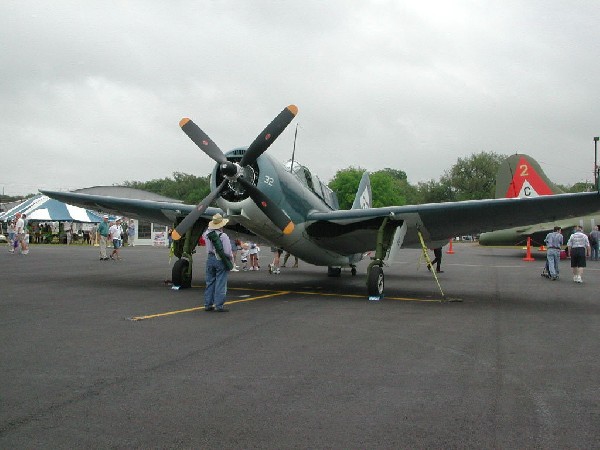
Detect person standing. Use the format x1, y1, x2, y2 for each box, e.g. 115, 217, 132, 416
203, 213, 234, 312
13, 213, 27, 254
248, 242, 259, 271
127, 219, 136, 246
589, 224, 600, 261
97, 215, 110, 260
567, 225, 591, 283
109, 219, 123, 260
7, 219, 16, 253
64, 220, 73, 245
282, 251, 299, 268
544, 226, 563, 280
427, 247, 443, 273
229, 237, 239, 271
21, 213, 30, 254
269, 247, 283, 274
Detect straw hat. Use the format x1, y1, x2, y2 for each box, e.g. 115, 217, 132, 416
208, 213, 229, 229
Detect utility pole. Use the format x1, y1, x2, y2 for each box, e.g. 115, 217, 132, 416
595, 137, 599, 187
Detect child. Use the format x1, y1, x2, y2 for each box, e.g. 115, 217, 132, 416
240, 243, 249, 271
249, 242, 259, 270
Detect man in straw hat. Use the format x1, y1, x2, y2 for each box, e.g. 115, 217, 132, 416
202, 213, 234, 312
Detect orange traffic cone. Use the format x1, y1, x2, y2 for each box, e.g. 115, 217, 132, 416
446, 238, 455, 254
523, 236, 535, 261
539, 245, 546, 251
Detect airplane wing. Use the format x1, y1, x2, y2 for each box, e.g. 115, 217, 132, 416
39, 190, 222, 225
305, 191, 600, 254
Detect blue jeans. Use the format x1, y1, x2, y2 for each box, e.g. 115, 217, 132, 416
591, 243, 599, 261
546, 248, 561, 278
205, 254, 228, 309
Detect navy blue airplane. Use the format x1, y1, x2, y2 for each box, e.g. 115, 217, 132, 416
42, 105, 600, 297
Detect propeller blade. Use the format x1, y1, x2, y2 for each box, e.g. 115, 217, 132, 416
171, 179, 228, 241
180, 118, 227, 165
240, 105, 298, 167
237, 177, 294, 235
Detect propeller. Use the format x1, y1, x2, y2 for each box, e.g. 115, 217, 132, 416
172, 105, 298, 241
171, 179, 228, 241
240, 105, 298, 167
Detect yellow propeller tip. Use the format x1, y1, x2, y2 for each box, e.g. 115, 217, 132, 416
171, 230, 182, 241
179, 118, 190, 127
287, 105, 298, 116
283, 222, 295, 235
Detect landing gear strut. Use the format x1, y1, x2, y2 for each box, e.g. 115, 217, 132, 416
365, 217, 398, 299
171, 219, 206, 289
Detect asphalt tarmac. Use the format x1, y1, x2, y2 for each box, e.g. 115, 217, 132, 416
1, 243, 599, 449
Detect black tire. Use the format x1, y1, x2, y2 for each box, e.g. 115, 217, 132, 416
367, 265, 384, 297
172, 258, 192, 289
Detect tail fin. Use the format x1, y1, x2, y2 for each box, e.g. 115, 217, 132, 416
495, 154, 563, 199
351, 172, 372, 209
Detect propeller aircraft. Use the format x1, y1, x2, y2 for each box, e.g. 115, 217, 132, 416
42, 106, 600, 298
478, 154, 600, 246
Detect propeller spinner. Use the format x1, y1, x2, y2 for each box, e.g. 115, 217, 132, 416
172, 105, 298, 241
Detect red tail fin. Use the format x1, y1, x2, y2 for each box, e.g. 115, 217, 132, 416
496, 155, 562, 199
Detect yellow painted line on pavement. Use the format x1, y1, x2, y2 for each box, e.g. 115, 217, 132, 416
130, 306, 205, 321
131, 287, 442, 321
130, 291, 291, 321
225, 291, 291, 304
231, 287, 439, 303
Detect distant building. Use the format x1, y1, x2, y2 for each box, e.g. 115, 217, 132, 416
73, 186, 183, 247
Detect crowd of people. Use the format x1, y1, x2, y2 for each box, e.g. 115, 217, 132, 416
5, 209, 598, 314
543, 224, 599, 283
3, 214, 137, 257
201, 233, 300, 274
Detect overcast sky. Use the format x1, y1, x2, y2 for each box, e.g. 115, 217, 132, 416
2, 0, 599, 197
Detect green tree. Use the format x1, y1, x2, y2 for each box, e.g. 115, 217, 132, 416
445, 152, 507, 200
556, 181, 595, 193
415, 178, 455, 203
123, 172, 211, 204
328, 167, 410, 208
328, 167, 366, 209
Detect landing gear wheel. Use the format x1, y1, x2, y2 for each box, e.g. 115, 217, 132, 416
327, 266, 342, 277
351, 266, 357, 276
367, 265, 384, 297
172, 258, 192, 289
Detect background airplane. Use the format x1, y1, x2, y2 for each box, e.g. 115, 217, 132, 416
42, 107, 600, 297
478, 154, 600, 246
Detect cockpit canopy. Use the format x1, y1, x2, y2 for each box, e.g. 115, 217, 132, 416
285, 160, 339, 210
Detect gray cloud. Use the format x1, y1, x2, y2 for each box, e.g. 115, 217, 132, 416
2, 0, 599, 196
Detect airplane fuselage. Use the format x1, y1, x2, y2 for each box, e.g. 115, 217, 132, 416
479, 215, 600, 246
214, 149, 363, 266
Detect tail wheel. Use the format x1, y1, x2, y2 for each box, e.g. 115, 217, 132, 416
367, 265, 384, 297
172, 259, 192, 289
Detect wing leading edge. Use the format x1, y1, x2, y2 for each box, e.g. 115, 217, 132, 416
40, 190, 221, 226
305, 191, 600, 254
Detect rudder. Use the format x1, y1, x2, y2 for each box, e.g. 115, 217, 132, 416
351, 172, 372, 209
495, 154, 563, 199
